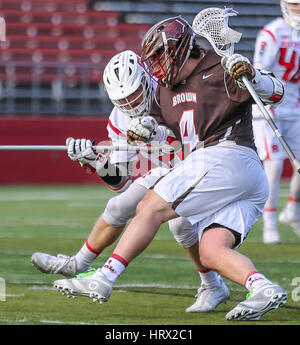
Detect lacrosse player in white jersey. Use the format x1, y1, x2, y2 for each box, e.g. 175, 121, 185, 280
31, 50, 230, 313
252, 0, 300, 243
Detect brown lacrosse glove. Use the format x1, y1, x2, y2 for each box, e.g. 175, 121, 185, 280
230, 60, 254, 81
126, 129, 148, 145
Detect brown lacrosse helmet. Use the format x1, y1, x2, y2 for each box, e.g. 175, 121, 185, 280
141, 16, 195, 88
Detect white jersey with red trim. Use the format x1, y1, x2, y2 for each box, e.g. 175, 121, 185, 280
253, 17, 300, 118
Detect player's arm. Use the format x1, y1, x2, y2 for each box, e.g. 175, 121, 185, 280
253, 28, 279, 71
66, 137, 132, 193
222, 53, 284, 105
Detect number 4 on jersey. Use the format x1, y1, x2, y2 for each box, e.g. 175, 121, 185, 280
179, 110, 200, 153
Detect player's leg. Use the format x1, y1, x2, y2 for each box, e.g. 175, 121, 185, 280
168, 217, 230, 312
31, 182, 148, 276
197, 224, 287, 321
279, 119, 300, 237
253, 118, 284, 243
262, 159, 283, 243
53, 189, 175, 301
53, 144, 286, 319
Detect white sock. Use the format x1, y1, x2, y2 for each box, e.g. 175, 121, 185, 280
74, 241, 99, 273
263, 210, 278, 229
244, 271, 272, 291
198, 269, 220, 287
289, 170, 300, 205
286, 197, 300, 216
101, 254, 128, 282
263, 159, 282, 229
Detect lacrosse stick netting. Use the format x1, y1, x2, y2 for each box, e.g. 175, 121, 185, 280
192, 8, 300, 173
192, 8, 242, 58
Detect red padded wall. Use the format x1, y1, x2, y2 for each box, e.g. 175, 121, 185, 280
0, 116, 109, 184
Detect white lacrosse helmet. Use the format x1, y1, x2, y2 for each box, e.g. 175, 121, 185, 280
103, 50, 153, 117
281, 0, 300, 30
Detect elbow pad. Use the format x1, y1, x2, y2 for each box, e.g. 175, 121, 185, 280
105, 176, 132, 193
256, 71, 285, 105
264, 75, 284, 104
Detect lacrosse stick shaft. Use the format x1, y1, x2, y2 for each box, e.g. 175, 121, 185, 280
242, 76, 300, 174
0, 144, 174, 153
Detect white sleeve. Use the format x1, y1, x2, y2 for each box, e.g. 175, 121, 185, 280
107, 107, 138, 164
251, 27, 284, 105
253, 28, 279, 70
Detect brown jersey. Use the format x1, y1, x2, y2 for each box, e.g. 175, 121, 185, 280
151, 50, 256, 152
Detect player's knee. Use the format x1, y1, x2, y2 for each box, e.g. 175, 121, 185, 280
199, 250, 218, 270
136, 191, 173, 223
168, 218, 198, 248
199, 241, 223, 270
103, 195, 135, 227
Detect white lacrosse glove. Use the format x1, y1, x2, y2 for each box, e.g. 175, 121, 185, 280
221, 53, 261, 89
66, 137, 107, 173
126, 116, 158, 144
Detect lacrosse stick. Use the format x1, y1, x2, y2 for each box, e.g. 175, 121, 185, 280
192, 7, 300, 174
0, 144, 175, 153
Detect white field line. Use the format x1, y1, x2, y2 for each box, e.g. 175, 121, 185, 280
0, 195, 109, 202
1, 251, 300, 263
5, 294, 25, 297
26, 284, 200, 290
0, 189, 113, 202
0, 188, 291, 202
0, 318, 103, 325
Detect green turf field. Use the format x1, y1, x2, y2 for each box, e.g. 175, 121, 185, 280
0, 184, 300, 326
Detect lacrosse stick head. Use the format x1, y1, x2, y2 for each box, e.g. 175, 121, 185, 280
192, 7, 242, 57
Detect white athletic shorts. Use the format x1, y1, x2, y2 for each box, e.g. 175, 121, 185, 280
134, 167, 169, 189
253, 117, 300, 161
152, 141, 269, 247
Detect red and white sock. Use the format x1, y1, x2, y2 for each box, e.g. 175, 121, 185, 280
263, 208, 277, 229
74, 241, 100, 273
101, 253, 128, 282
198, 269, 220, 287
286, 196, 300, 216
244, 271, 271, 291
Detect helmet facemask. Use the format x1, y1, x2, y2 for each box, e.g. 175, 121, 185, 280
111, 73, 153, 117
281, 0, 300, 30
141, 16, 195, 88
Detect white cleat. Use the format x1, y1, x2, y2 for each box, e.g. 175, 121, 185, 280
186, 277, 230, 312
53, 269, 114, 304
226, 282, 287, 321
279, 208, 300, 237
31, 252, 77, 277
263, 227, 281, 244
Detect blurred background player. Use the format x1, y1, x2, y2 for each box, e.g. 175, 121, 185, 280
252, 0, 300, 243
31, 50, 230, 313
53, 15, 287, 321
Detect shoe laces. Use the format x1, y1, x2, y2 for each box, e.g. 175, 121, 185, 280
53, 254, 73, 274
195, 284, 211, 298
246, 291, 252, 300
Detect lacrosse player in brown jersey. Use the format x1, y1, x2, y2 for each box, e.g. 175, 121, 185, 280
54, 16, 288, 321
